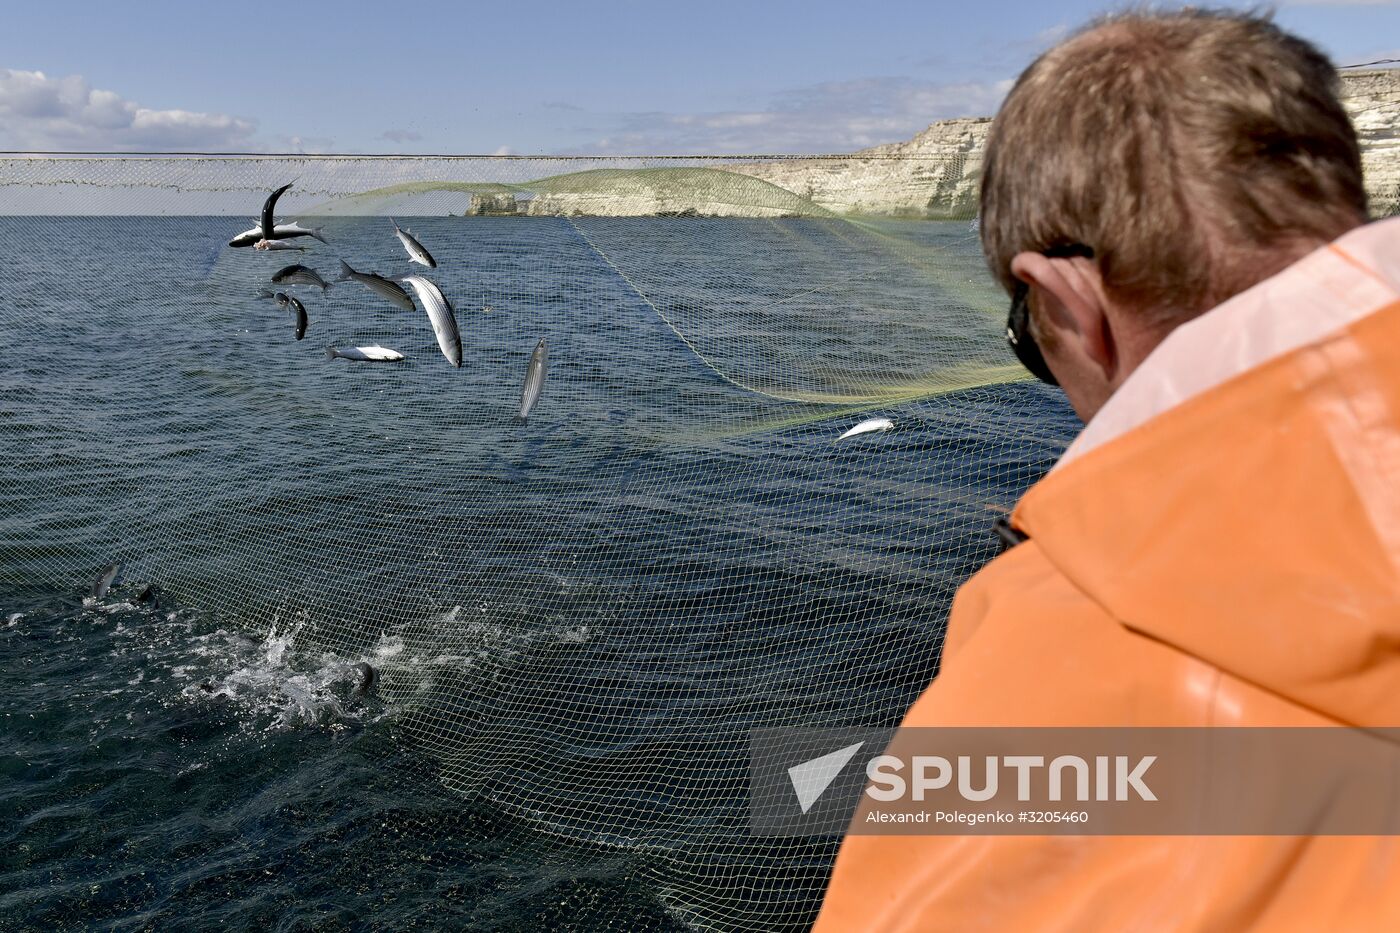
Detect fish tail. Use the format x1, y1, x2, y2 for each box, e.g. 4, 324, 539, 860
337, 259, 355, 281
326, 346, 340, 361
310, 228, 328, 244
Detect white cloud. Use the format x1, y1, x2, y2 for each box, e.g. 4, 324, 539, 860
0, 68, 256, 151
577, 75, 1011, 155
493, 145, 515, 156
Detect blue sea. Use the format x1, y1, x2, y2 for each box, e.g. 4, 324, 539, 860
0, 216, 1077, 930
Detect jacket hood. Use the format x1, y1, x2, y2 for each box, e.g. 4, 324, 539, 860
1013, 220, 1400, 726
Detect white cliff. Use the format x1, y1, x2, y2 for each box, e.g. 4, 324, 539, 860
722, 68, 1399, 219
722, 117, 990, 219
1340, 69, 1400, 216
457, 70, 1396, 219
505, 167, 831, 218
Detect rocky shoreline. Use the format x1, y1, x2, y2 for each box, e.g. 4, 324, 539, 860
1342, 69, 1400, 216
723, 69, 1400, 219
465, 69, 1398, 219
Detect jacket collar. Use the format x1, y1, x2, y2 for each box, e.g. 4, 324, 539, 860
1012, 219, 1400, 726
1055, 218, 1400, 473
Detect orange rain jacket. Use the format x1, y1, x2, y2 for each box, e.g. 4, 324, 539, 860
813, 218, 1400, 932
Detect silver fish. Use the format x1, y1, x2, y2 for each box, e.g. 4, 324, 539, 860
837, 417, 894, 441
286, 294, 308, 341
253, 239, 307, 252
260, 181, 293, 242
338, 260, 414, 312
391, 218, 437, 268
519, 337, 548, 420
229, 222, 326, 248
91, 561, 124, 599
326, 345, 405, 362
399, 274, 461, 367
273, 219, 322, 238
271, 264, 332, 290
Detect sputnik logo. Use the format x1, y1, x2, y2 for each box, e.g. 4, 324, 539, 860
787, 742, 865, 813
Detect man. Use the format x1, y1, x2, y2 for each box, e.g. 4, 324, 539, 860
815, 9, 1399, 931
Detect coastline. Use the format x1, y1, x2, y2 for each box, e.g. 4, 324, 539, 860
456, 68, 1398, 220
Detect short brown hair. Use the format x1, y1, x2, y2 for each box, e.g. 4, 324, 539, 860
980, 8, 1367, 325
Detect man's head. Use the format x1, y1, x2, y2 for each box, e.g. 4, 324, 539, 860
981, 8, 1367, 419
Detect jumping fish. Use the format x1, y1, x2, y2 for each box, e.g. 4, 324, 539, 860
391, 219, 437, 268
519, 337, 548, 420
253, 240, 307, 252
286, 294, 308, 341
351, 662, 378, 698
268, 220, 324, 241
133, 584, 161, 610
399, 274, 461, 367
91, 561, 124, 599
837, 417, 894, 441
338, 260, 415, 312
229, 222, 326, 248
258, 181, 293, 245
326, 345, 405, 362
270, 264, 332, 290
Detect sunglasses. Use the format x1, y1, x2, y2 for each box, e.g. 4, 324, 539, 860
1006, 243, 1095, 386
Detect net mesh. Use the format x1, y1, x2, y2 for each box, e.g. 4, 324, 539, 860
0, 154, 1077, 929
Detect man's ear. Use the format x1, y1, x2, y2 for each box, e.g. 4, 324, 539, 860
1009, 251, 1117, 377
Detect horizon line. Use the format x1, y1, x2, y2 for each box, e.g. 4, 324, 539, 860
0, 150, 955, 161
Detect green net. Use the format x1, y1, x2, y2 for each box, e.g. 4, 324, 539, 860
0, 154, 1077, 929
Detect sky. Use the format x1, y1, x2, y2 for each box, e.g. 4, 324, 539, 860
0, 0, 1396, 155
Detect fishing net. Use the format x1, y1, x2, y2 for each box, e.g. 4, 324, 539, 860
0, 154, 1077, 929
